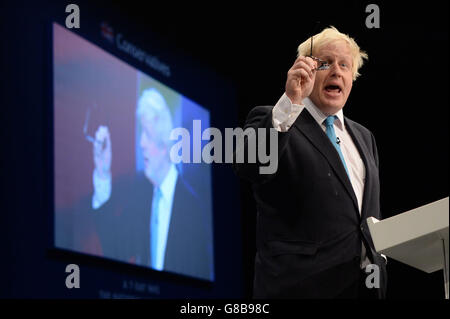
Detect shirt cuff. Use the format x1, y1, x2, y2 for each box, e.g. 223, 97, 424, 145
272, 93, 304, 132
92, 168, 112, 209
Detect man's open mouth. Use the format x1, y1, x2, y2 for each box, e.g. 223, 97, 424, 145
324, 85, 342, 94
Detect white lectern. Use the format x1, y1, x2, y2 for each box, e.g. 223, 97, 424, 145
367, 197, 449, 299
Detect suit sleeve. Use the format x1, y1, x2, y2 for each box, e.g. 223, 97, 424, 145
233, 102, 295, 184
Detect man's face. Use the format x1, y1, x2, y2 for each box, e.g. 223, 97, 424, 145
139, 116, 167, 183
309, 40, 354, 115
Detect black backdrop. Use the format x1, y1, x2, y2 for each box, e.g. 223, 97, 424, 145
1, 0, 448, 299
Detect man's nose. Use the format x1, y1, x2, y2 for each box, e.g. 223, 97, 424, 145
328, 62, 343, 78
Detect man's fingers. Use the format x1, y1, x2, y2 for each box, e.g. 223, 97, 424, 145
96, 126, 111, 142
290, 61, 315, 77
304, 56, 317, 70
94, 126, 111, 155
299, 56, 317, 70
289, 68, 313, 82
293, 56, 317, 69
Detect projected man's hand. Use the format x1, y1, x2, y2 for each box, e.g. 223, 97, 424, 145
93, 125, 112, 179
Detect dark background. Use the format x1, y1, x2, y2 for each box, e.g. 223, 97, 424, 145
0, 0, 448, 299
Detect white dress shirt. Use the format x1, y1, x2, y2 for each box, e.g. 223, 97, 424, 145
272, 93, 375, 268
151, 164, 178, 270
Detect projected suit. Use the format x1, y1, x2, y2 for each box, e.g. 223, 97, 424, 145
92, 171, 213, 281
90, 88, 213, 281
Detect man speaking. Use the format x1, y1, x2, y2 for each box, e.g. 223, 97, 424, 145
90, 88, 213, 281
234, 26, 387, 299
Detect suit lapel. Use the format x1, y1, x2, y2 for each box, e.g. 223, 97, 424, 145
344, 118, 373, 221
294, 109, 360, 215
163, 176, 182, 269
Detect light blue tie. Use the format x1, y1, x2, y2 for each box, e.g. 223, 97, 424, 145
150, 187, 162, 268
324, 116, 350, 178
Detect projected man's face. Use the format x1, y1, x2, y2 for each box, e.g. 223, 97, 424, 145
309, 40, 354, 115
139, 116, 168, 185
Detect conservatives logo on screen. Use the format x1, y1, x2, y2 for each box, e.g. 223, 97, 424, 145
99, 21, 171, 78
100, 21, 114, 43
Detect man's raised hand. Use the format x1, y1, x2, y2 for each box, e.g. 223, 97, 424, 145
285, 56, 317, 105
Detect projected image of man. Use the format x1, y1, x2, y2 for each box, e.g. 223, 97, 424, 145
137, 89, 177, 271
91, 88, 213, 280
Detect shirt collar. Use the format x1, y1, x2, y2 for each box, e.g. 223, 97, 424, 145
303, 97, 345, 130
158, 164, 178, 202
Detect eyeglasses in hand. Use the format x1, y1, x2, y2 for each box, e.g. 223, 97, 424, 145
308, 35, 330, 71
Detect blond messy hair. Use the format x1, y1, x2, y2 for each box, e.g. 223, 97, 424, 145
297, 26, 368, 81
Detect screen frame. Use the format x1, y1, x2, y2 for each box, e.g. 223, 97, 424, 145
46, 19, 241, 292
